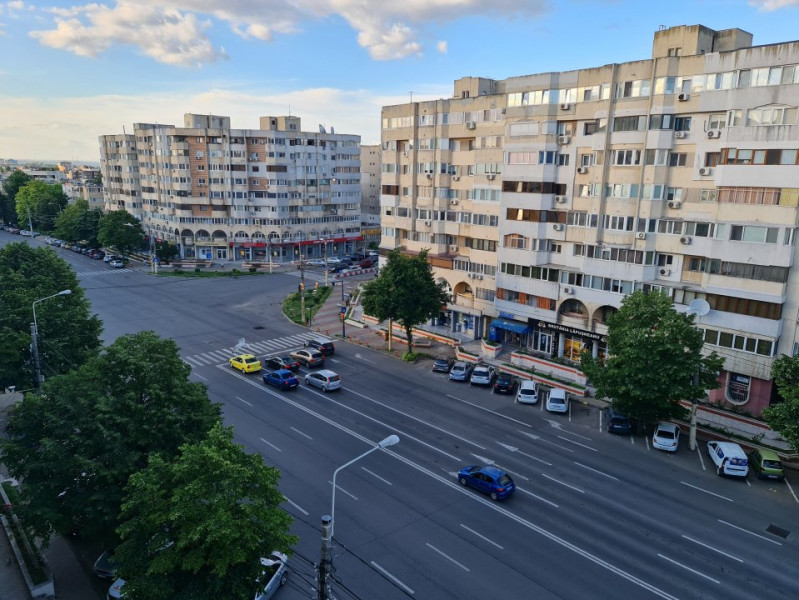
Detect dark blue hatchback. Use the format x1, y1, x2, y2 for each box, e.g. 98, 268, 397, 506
457, 465, 515, 500
263, 369, 299, 390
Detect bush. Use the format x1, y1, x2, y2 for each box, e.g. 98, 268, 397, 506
194, 267, 201, 273
249, 267, 257, 273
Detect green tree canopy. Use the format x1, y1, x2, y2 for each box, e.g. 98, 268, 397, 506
115, 423, 295, 600
581, 291, 723, 427
0, 331, 222, 547
361, 249, 448, 354
764, 355, 799, 452
98, 210, 144, 256
53, 198, 101, 244
14, 181, 68, 231
0, 242, 102, 389
1, 170, 32, 225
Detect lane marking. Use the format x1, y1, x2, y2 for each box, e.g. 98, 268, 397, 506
556, 436, 597, 452
330, 481, 357, 500
361, 466, 392, 485
497, 443, 552, 466
645, 435, 651, 451
680, 481, 733, 502
697, 447, 706, 471
785, 476, 799, 504
540, 473, 585, 494
370, 562, 415, 596
192, 372, 207, 381
183, 356, 204, 366
446, 394, 532, 428
290, 426, 313, 440
574, 461, 619, 481
717, 519, 782, 546
354, 353, 376, 364
283, 495, 308, 516
519, 431, 574, 453
259, 437, 282, 452
425, 543, 470, 572
681, 535, 743, 563
657, 554, 719, 584
557, 429, 593, 442
460, 523, 504, 549
517, 487, 559, 508
630, 436, 635, 445
236, 396, 253, 407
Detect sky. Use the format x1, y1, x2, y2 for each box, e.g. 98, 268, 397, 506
1, 0, 799, 163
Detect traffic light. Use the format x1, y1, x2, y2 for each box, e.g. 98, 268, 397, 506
298, 282, 305, 293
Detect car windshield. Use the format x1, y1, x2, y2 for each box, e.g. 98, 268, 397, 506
244, 357, 259, 364
453, 365, 465, 372
520, 389, 535, 395
280, 373, 292, 380
496, 474, 512, 486
474, 368, 489, 376
550, 397, 564, 404
656, 429, 675, 439
763, 459, 782, 468
329, 375, 341, 382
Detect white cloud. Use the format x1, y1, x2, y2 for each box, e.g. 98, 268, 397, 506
28, 1, 549, 63
750, 0, 799, 9
436, 40, 447, 53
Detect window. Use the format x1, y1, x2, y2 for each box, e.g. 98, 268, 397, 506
611, 150, 641, 166
746, 106, 798, 126
708, 114, 726, 129
669, 153, 688, 167
649, 114, 674, 130
730, 225, 778, 243
644, 149, 669, 166
613, 116, 646, 132
504, 234, 528, 249
567, 211, 598, 227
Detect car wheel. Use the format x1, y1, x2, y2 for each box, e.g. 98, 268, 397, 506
459, 477, 467, 486
304, 377, 310, 385
717, 465, 724, 477
490, 492, 498, 501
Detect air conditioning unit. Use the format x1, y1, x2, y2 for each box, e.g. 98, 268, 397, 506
577, 166, 588, 174
554, 195, 568, 203
560, 103, 571, 111
636, 232, 647, 240
466, 121, 477, 130
667, 200, 682, 209
707, 130, 720, 139
467, 273, 475, 279
449, 245, 459, 252
659, 268, 671, 276
563, 287, 574, 294
403, 151, 409, 157
557, 135, 571, 144
674, 131, 686, 139
476, 274, 484, 280
553, 223, 564, 231
452, 175, 460, 181
698, 167, 712, 176
678, 93, 690, 102
449, 199, 459, 205
680, 236, 692, 245
423, 220, 431, 226
487, 173, 496, 180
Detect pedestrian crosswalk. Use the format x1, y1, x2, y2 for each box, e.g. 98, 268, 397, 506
183, 331, 321, 367
76, 268, 136, 276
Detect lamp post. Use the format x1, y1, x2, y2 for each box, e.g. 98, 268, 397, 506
298, 243, 307, 325
31, 289, 72, 389
322, 237, 329, 288
340, 279, 347, 338
686, 298, 711, 451
318, 434, 400, 600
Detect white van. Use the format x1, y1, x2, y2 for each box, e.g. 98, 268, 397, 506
707, 441, 749, 477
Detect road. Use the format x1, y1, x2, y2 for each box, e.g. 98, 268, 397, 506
6, 233, 798, 600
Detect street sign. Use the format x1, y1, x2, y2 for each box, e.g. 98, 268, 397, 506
340, 307, 346, 314
153, 256, 159, 263
206, 252, 212, 260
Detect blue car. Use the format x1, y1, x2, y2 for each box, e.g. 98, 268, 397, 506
458, 465, 515, 500
263, 369, 299, 390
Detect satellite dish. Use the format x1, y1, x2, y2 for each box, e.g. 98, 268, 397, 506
687, 298, 710, 317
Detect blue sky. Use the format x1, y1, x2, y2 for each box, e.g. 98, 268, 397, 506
2, 0, 798, 162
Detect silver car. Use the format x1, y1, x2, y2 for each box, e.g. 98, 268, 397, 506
448, 361, 474, 381
304, 369, 341, 392
470, 365, 496, 386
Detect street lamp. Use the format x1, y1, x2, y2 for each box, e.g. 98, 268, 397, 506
318, 434, 400, 600
31, 289, 72, 388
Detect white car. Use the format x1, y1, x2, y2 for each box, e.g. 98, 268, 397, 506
545, 388, 569, 413
652, 422, 680, 452
255, 552, 289, 600
707, 441, 749, 478
109, 259, 126, 268
304, 369, 341, 392
470, 364, 496, 386
516, 380, 538, 404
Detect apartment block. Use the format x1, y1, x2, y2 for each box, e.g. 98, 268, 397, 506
100, 114, 362, 262
380, 24, 799, 414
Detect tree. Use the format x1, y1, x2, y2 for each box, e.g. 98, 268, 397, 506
0, 331, 222, 547
98, 209, 144, 256
0, 242, 102, 389
54, 199, 101, 244
580, 291, 723, 429
361, 249, 448, 355
155, 240, 180, 263
14, 181, 68, 231
764, 355, 799, 452
115, 423, 295, 600
1, 170, 31, 225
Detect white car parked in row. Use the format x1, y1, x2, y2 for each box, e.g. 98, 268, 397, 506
652, 422, 681, 452
516, 380, 538, 404
545, 388, 569, 413
707, 441, 749, 477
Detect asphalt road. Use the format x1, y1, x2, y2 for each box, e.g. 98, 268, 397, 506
6, 233, 798, 600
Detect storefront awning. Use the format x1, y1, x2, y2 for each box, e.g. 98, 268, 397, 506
490, 319, 531, 335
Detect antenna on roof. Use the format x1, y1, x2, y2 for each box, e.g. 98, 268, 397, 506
409, 91, 414, 103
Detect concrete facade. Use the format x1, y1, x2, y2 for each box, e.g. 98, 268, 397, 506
380, 24, 799, 416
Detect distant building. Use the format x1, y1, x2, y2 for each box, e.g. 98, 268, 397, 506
359, 144, 381, 246
99, 113, 362, 262
381, 24, 799, 415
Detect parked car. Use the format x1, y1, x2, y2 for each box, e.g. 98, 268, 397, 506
707, 441, 749, 478
265, 355, 301, 372
107, 578, 126, 599
652, 422, 681, 452
229, 354, 262, 374
606, 407, 632, 434
104, 254, 121, 262
339, 266, 361, 275
493, 373, 518, 395
545, 388, 569, 413
290, 349, 325, 368
516, 380, 538, 404
93, 550, 117, 579
304, 337, 335, 356
448, 361, 474, 382
306, 258, 327, 267
92, 250, 106, 260
748, 448, 785, 481
470, 364, 497, 386
255, 552, 289, 600
358, 258, 374, 268
304, 369, 341, 392
432, 356, 453, 373
457, 465, 515, 500
109, 259, 126, 268
263, 369, 300, 390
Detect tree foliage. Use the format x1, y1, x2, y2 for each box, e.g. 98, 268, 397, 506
1, 170, 32, 225
53, 198, 102, 244
14, 181, 68, 231
361, 249, 448, 354
98, 210, 144, 256
764, 355, 799, 452
0, 331, 222, 547
0, 242, 102, 389
581, 291, 723, 427
115, 423, 295, 600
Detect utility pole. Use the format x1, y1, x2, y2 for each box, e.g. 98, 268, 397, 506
299, 246, 307, 325
317, 515, 332, 600
30, 322, 42, 389
340, 280, 346, 338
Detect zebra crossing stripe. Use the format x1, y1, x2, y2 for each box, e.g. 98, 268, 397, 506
183, 356, 204, 367
206, 350, 232, 361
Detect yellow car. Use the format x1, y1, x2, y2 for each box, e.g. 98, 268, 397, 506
229, 354, 262, 373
